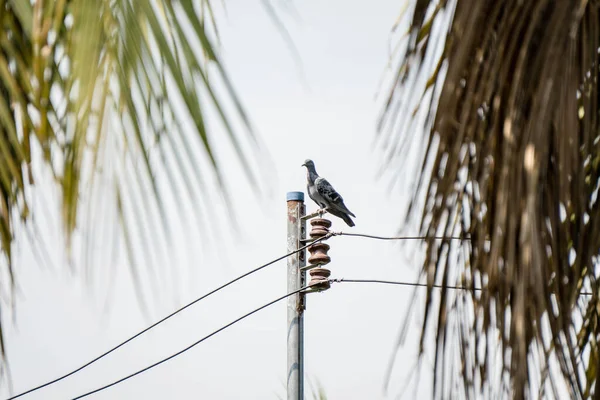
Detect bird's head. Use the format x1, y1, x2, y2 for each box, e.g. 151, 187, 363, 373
301, 159, 315, 168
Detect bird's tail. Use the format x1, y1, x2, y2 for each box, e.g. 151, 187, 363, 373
342, 213, 355, 227
338, 202, 356, 218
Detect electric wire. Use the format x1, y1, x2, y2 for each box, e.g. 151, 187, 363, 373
332, 278, 594, 296
5, 234, 332, 400
71, 285, 313, 399
68, 277, 593, 398
6, 229, 581, 399
335, 232, 469, 241
334, 278, 481, 291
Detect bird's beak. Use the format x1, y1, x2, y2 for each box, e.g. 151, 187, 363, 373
301, 163, 306, 167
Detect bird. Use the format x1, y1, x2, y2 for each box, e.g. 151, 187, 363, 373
301, 159, 356, 227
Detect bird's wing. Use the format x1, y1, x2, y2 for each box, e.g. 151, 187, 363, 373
315, 177, 338, 202
315, 177, 355, 217
307, 182, 325, 208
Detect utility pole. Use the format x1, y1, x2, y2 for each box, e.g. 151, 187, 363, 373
286, 191, 306, 400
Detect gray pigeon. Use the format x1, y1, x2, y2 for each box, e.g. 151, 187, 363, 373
301, 159, 356, 227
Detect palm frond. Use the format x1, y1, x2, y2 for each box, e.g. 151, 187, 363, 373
382, 1, 600, 398
0, 0, 265, 367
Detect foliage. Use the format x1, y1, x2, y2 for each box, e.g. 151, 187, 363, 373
381, 1, 600, 399
0, 0, 262, 365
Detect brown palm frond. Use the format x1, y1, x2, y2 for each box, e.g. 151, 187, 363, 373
381, 1, 600, 398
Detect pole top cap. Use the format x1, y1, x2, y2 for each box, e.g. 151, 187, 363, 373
286, 191, 304, 202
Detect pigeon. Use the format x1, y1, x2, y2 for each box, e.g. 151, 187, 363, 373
301, 159, 356, 227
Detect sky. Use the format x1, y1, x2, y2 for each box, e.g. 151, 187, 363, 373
0, 1, 438, 399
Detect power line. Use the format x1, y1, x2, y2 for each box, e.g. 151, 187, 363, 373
335, 232, 469, 241
334, 278, 481, 291
6, 228, 573, 399
71, 285, 314, 400
6, 235, 332, 400
64, 275, 597, 399
332, 278, 594, 296
68, 278, 596, 398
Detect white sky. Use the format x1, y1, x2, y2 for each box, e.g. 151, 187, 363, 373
0, 1, 438, 399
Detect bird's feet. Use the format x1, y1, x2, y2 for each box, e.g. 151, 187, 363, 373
317, 208, 328, 217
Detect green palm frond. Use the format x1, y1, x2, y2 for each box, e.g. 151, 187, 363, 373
382, 1, 600, 399
307, 377, 327, 400
0, 0, 264, 366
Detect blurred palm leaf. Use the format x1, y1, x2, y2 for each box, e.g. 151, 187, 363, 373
0, 0, 263, 367
381, 1, 600, 399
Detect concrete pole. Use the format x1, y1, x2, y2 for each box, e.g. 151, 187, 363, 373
286, 191, 306, 400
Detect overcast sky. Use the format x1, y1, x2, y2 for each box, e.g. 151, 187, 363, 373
0, 1, 438, 399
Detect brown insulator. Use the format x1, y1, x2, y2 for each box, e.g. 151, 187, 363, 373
309, 218, 332, 239
308, 243, 331, 266
308, 267, 331, 291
